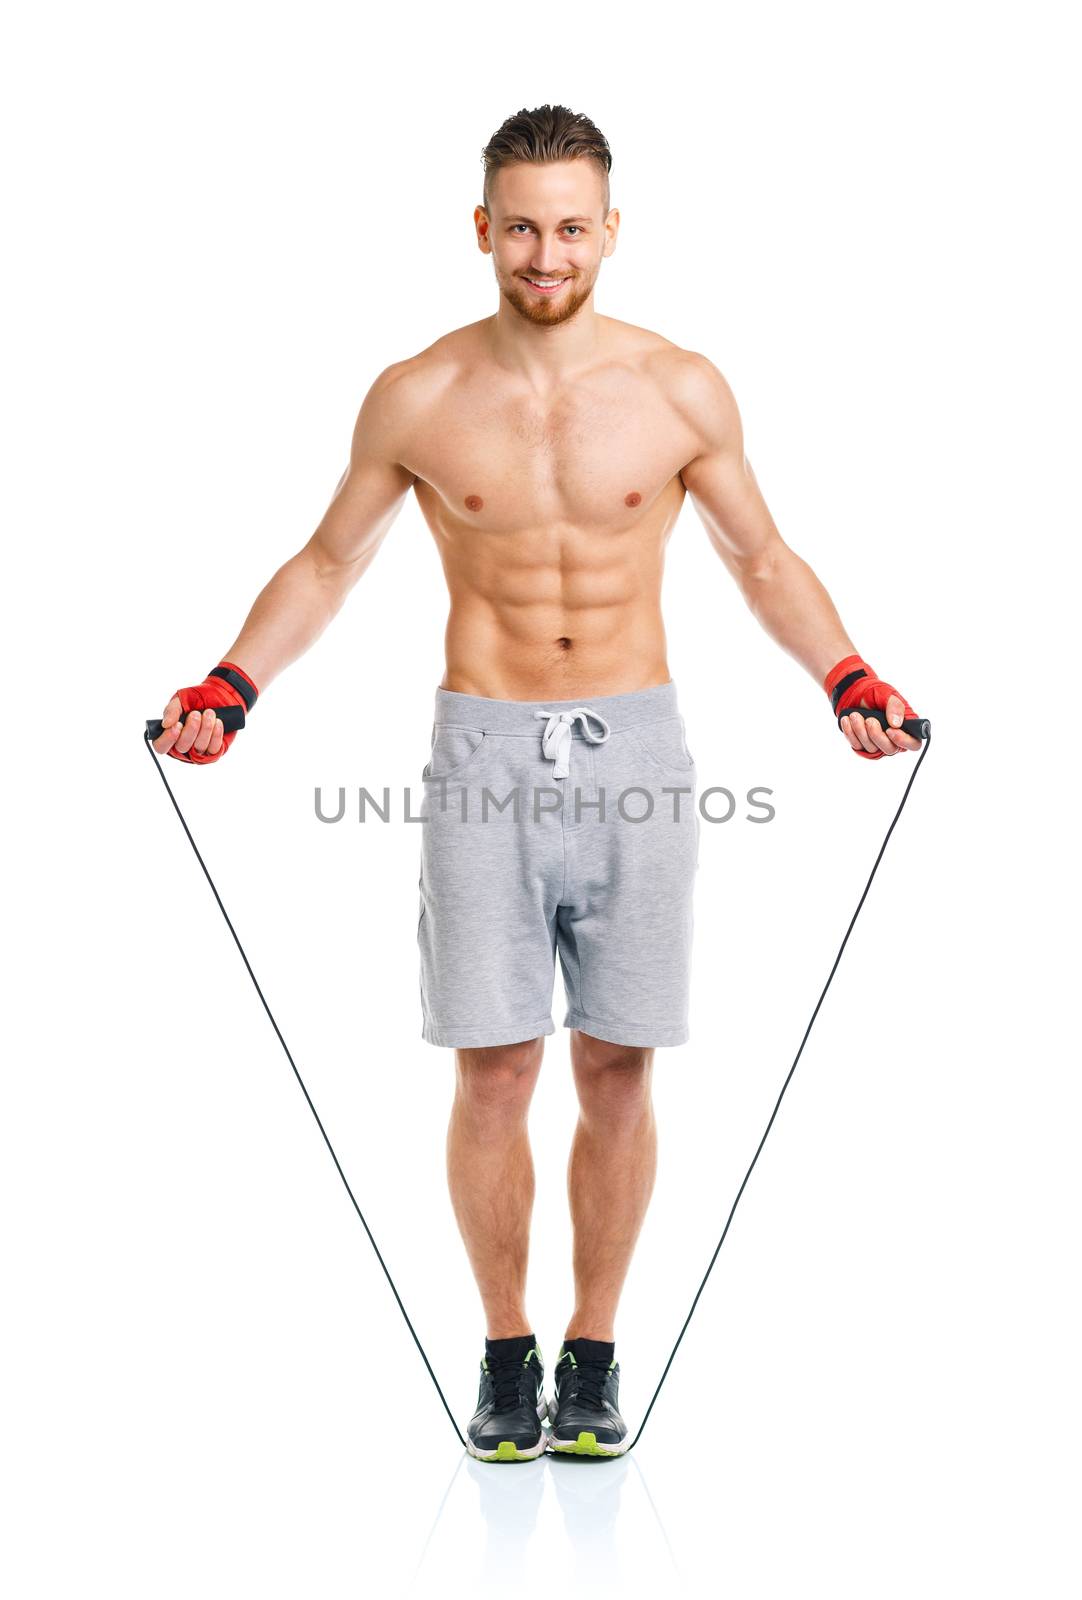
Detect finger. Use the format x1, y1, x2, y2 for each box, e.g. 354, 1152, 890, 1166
847, 712, 880, 754
839, 714, 863, 752
887, 728, 922, 752
153, 721, 182, 755
207, 716, 225, 757
174, 709, 204, 755
885, 693, 906, 730
160, 694, 183, 731
861, 712, 897, 756
192, 711, 218, 755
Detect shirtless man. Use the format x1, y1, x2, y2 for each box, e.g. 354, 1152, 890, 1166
153, 104, 920, 1462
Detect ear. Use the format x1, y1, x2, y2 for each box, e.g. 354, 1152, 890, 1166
474, 205, 492, 254
603, 208, 620, 257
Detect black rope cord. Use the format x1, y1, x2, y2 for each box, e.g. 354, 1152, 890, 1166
143, 723, 931, 1454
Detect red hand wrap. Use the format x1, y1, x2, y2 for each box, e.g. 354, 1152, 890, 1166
824, 654, 915, 761
167, 660, 259, 765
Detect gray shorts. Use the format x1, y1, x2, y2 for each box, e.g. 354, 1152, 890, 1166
417, 679, 700, 1050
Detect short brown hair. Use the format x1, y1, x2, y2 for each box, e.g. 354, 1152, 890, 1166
481, 104, 612, 214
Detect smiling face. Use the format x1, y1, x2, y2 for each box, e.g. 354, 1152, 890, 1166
476, 159, 618, 328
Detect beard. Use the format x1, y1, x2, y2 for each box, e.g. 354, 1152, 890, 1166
497, 265, 598, 328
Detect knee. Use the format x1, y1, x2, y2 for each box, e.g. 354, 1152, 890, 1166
571, 1034, 654, 1124
453, 1037, 543, 1126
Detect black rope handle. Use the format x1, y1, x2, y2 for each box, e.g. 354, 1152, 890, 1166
143, 716, 932, 1453
837, 710, 929, 741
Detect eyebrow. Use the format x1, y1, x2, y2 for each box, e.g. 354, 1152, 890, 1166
502, 215, 593, 225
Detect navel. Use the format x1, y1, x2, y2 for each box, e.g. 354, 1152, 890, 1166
464, 494, 484, 512
556, 636, 573, 650
624, 491, 642, 507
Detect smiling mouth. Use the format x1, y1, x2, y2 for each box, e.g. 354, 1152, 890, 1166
522, 276, 570, 293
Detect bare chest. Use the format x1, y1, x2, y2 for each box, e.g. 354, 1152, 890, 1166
405, 378, 695, 534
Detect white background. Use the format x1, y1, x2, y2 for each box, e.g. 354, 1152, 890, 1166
4, 1, 1079, 1595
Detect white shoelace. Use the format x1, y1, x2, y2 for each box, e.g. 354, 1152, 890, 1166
533, 707, 611, 780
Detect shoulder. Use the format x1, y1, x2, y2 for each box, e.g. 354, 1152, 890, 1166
360, 342, 449, 417
652, 346, 741, 451
601, 320, 740, 441
359, 323, 486, 423
597, 316, 684, 377
349, 332, 475, 467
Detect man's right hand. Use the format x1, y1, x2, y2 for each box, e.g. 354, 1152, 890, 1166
153, 661, 260, 764
153, 701, 228, 760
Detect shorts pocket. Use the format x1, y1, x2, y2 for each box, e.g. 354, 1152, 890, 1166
628, 716, 696, 779
423, 724, 491, 782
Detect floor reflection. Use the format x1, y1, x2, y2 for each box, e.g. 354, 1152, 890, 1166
465, 1454, 548, 1579
408, 1447, 678, 1589
546, 1452, 630, 1576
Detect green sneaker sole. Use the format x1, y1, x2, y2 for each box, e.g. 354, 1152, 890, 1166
468, 1435, 547, 1463
549, 1430, 628, 1457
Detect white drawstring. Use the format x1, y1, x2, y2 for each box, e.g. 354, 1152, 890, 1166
534, 706, 611, 779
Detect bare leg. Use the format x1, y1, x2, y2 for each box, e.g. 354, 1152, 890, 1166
445, 1037, 545, 1339
564, 1033, 657, 1342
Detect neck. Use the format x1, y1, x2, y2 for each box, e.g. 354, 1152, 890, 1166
487, 296, 602, 387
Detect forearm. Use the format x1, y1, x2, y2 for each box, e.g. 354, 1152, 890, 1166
738, 541, 857, 686
219, 541, 362, 691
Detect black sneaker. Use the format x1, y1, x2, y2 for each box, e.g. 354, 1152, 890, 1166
548, 1338, 630, 1457
466, 1335, 548, 1462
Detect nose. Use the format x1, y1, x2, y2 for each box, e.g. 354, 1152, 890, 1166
530, 241, 566, 276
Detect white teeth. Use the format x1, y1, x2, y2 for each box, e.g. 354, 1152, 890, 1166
527, 278, 565, 287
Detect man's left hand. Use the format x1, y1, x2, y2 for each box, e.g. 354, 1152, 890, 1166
840, 694, 922, 758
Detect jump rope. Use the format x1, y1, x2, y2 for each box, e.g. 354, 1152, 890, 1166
144, 704, 931, 1453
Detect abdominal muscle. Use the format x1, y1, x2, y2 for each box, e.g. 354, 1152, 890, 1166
440, 600, 672, 701
432, 517, 676, 702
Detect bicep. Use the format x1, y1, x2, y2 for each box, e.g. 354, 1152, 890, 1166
678, 356, 785, 581
307, 366, 417, 580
